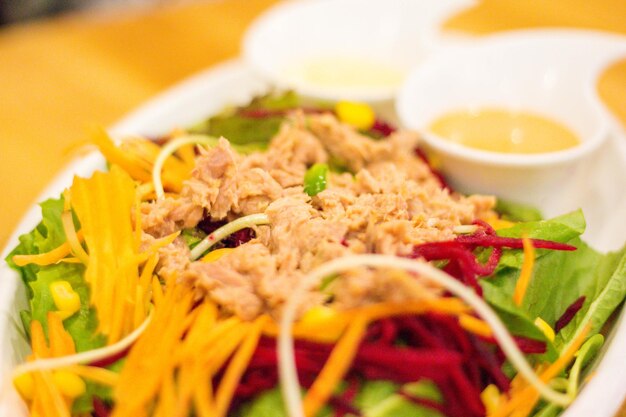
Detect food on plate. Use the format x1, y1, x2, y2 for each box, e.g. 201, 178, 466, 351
6, 93, 626, 417
428, 108, 580, 154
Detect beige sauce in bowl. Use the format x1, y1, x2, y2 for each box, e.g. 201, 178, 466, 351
429, 108, 580, 154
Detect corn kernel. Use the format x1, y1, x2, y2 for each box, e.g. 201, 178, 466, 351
534, 316, 555, 341
480, 384, 501, 415
299, 306, 345, 342
50, 281, 81, 319
335, 101, 376, 130
13, 373, 35, 400
53, 371, 86, 399
201, 248, 234, 263
300, 305, 337, 325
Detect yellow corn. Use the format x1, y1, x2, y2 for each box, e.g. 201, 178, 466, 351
52, 371, 86, 399
480, 384, 502, 415
300, 305, 337, 326
50, 281, 81, 320
534, 317, 555, 342
485, 215, 516, 231
201, 248, 234, 263
335, 101, 375, 130
13, 372, 35, 400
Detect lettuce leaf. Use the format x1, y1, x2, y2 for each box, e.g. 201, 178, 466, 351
481, 210, 626, 357
237, 380, 442, 417
495, 210, 586, 270
555, 245, 626, 353
495, 199, 543, 222
6, 197, 104, 351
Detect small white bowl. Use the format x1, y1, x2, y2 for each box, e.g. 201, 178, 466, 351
396, 30, 625, 210
242, 0, 474, 107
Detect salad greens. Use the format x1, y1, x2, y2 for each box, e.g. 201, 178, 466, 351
6, 197, 104, 353
189, 91, 305, 150
239, 380, 443, 417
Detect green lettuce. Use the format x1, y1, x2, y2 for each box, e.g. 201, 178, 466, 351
6, 197, 106, 413
481, 210, 626, 357
7, 196, 104, 352
190, 91, 303, 149
238, 380, 443, 417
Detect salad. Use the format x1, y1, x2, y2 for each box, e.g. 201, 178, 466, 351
5, 92, 626, 417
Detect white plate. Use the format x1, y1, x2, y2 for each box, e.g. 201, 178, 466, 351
1, 56, 626, 417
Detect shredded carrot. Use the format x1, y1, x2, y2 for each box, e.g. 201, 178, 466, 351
30, 320, 50, 359
206, 324, 251, 375
193, 375, 215, 417
303, 315, 368, 417
64, 365, 119, 386
112, 286, 194, 417
70, 165, 143, 343
135, 231, 180, 264
513, 236, 535, 306
91, 127, 152, 182
356, 298, 470, 323
46, 312, 76, 357
214, 316, 268, 417
12, 231, 84, 266
151, 276, 164, 308
61, 209, 89, 266
459, 313, 493, 338
489, 324, 591, 417
33, 370, 71, 417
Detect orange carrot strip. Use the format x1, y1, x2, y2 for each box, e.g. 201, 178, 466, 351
489, 324, 591, 417
513, 237, 535, 306
30, 321, 49, 359
214, 316, 268, 417
46, 312, 76, 357
12, 231, 83, 266
303, 315, 368, 417
459, 314, 493, 338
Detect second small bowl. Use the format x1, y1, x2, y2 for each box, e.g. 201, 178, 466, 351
242, 0, 474, 107
396, 30, 622, 210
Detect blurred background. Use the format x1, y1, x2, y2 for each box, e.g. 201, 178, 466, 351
0, 0, 189, 25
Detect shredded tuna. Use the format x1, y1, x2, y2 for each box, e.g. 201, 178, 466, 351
143, 112, 496, 319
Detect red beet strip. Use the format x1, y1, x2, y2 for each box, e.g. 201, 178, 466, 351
93, 397, 111, 417
554, 296, 586, 333
231, 314, 508, 417
455, 234, 576, 251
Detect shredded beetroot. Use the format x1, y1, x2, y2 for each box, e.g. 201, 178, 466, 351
92, 397, 111, 417
480, 334, 547, 355
229, 314, 510, 417
411, 221, 577, 300
370, 118, 396, 137
554, 296, 587, 333
197, 217, 255, 248
455, 234, 576, 251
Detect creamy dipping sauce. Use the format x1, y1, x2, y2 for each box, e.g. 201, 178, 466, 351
429, 108, 580, 154
286, 56, 404, 89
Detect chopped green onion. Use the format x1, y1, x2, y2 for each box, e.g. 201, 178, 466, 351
303, 163, 329, 196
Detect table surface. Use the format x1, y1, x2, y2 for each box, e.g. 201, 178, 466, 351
0, 0, 625, 415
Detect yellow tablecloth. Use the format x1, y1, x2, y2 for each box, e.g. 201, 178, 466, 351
0, 0, 625, 415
